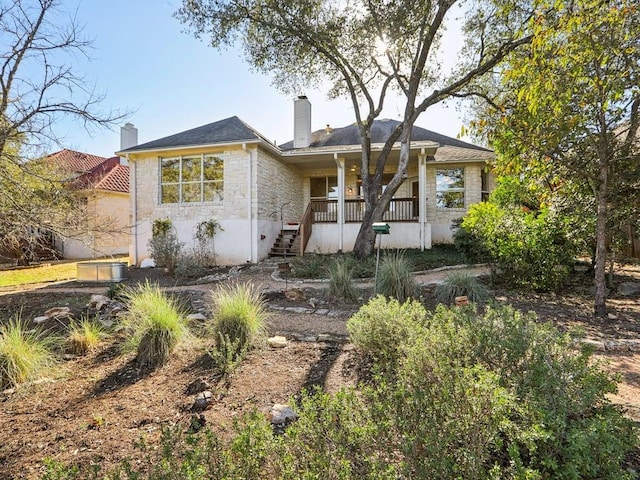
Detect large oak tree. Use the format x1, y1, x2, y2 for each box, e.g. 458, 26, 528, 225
176, 0, 533, 257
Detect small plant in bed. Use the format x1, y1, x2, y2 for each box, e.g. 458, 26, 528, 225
121, 281, 191, 369
0, 317, 58, 389
435, 271, 490, 305
208, 282, 268, 372
328, 257, 359, 302
67, 318, 107, 355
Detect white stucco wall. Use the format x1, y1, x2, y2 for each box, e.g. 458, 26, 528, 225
305, 223, 431, 254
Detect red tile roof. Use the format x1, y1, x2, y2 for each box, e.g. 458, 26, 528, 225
92, 163, 130, 193
46, 150, 129, 194
46, 149, 109, 173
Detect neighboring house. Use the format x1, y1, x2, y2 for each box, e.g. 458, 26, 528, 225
117, 97, 494, 266
46, 149, 131, 259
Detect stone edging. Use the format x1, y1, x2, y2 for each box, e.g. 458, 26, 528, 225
270, 263, 490, 284
579, 338, 640, 353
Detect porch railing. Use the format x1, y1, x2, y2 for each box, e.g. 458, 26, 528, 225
310, 198, 419, 223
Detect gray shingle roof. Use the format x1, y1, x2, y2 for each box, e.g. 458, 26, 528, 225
279, 118, 490, 152
120, 116, 263, 153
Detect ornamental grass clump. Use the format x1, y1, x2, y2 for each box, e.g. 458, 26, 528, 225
435, 270, 490, 305
209, 282, 267, 368
328, 258, 358, 302
0, 318, 58, 389
67, 318, 106, 355
375, 250, 419, 303
122, 281, 191, 369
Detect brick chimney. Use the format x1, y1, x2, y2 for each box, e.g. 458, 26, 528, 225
293, 96, 311, 148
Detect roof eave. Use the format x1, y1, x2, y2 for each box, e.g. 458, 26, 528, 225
116, 138, 269, 157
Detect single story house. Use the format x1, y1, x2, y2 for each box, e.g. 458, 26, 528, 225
47, 149, 131, 259
117, 97, 494, 266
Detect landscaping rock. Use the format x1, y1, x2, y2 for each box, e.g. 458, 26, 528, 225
618, 282, 640, 296
140, 258, 155, 268
44, 306, 71, 319
185, 379, 212, 395
268, 336, 288, 348
88, 294, 111, 310
32, 316, 49, 324
192, 390, 213, 411
269, 404, 297, 424
580, 339, 605, 351
284, 289, 306, 302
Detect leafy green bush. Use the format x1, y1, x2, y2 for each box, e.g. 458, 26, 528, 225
460, 202, 576, 290
414, 304, 637, 478
273, 388, 394, 479
121, 281, 191, 368
209, 283, 267, 369
328, 258, 358, 302
375, 250, 419, 302
347, 296, 426, 375
148, 219, 183, 275
434, 270, 490, 305
67, 318, 106, 355
0, 318, 58, 389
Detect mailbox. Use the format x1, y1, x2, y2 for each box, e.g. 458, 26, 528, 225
372, 222, 390, 234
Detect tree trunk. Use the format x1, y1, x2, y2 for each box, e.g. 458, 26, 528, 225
593, 160, 608, 318
352, 207, 378, 258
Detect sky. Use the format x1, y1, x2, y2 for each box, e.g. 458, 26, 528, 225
55, 0, 470, 158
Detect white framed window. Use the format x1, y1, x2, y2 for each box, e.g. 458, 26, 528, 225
436, 168, 465, 208
160, 154, 223, 204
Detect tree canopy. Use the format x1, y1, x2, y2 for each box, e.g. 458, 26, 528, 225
0, 0, 125, 263
177, 0, 534, 257
467, 0, 640, 316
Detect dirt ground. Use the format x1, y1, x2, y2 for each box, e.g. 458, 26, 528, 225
0, 261, 639, 478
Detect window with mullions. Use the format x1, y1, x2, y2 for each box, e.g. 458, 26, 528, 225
160, 155, 223, 204
436, 168, 465, 208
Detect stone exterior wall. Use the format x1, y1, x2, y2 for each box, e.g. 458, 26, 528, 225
256, 149, 303, 222
130, 145, 303, 265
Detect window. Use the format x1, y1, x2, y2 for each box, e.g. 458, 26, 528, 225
436, 168, 465, 208
310, 176, 338, 199
160, 155, 223, 204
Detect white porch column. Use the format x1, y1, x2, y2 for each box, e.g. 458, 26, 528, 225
335, 154, 345, 252
419, 150, 428, 251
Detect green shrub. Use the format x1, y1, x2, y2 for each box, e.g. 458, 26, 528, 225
0, 318, 57, 389
415, 304, 637, 478
347, 296, 426, 375
375, 250, 419, 302
273, 388, 395, 479
434, 270, 490, 305
460, 202, 576, 290
327, 258, 358, 302
174, 250, 211, 279
289, 254, 328, 279
67, 318, 106, 355
209, 283, 267, 368
121, 281, 191, 368
148, 219, 183, 275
